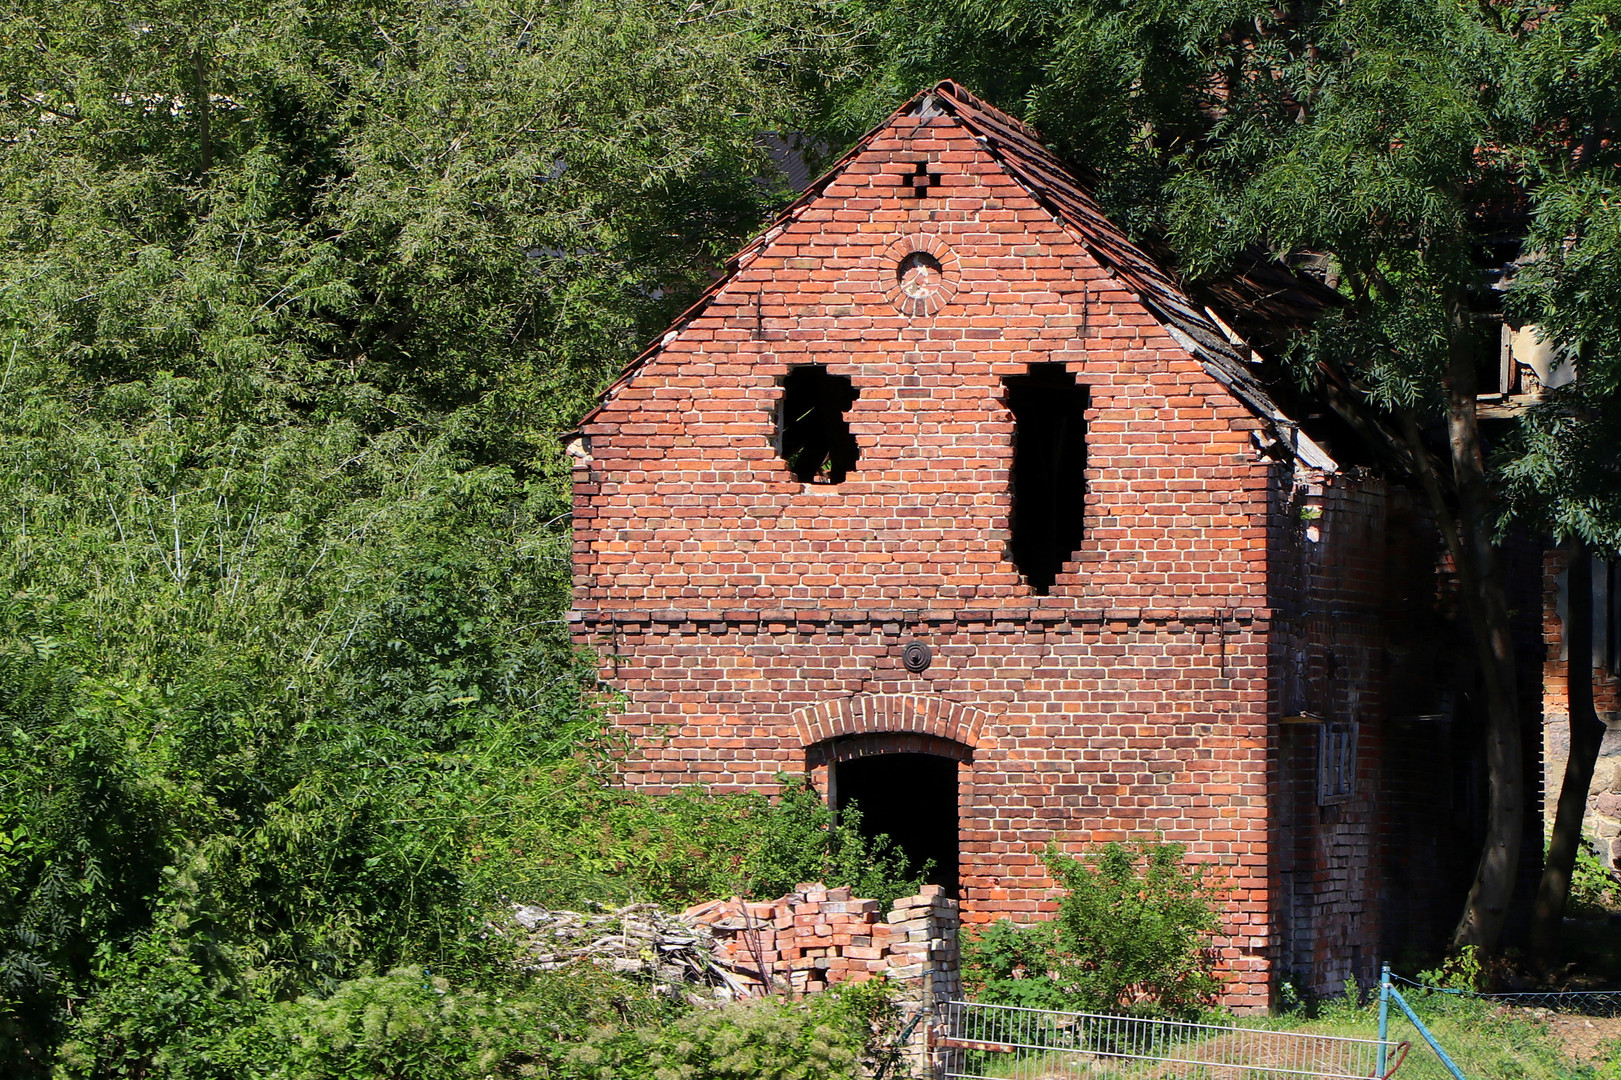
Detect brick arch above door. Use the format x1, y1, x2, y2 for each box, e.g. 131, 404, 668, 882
790, 694, 990, 751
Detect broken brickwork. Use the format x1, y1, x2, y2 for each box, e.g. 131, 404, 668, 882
688, 884, 959, 1075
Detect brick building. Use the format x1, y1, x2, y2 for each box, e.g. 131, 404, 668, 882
567, 82, 1538, 1007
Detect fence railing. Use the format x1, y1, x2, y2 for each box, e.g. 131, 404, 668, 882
1378, 965, 1462, 1080
937, 1000, 1405, 1080
1389, 971, 1621, 1016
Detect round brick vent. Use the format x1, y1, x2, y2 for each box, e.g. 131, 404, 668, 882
901, 641, 932, 673
897, 251, 943, 298
882, 235, 958, 317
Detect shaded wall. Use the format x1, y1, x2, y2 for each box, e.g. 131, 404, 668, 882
1271, 470, 1543, 998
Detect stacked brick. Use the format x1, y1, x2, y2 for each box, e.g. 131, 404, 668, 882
683, 883, 960, 1005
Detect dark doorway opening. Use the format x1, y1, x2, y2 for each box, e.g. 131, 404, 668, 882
778, 364, 860, 483
1004, 363, 1088, 593
833, 753, 958, 895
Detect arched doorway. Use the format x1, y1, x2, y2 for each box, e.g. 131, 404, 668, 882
808, 734, 969, 896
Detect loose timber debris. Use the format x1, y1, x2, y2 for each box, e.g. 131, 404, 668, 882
509, 902, 755, 999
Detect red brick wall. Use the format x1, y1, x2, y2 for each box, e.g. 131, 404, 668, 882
1543, 547, 1621, 740
1266, 473, 1476, 995
575, 110, 1278, 1008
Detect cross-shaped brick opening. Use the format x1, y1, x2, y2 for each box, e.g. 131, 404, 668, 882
778, 364, 860, 484
1004, 364, 1089, 593
902, 159, 939, 198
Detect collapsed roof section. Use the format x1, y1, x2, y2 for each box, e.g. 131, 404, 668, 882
577, 80, 1342, 472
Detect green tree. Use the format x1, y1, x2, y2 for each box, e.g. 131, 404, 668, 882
829, 0, 1621, 958
0, 0, 858, 1072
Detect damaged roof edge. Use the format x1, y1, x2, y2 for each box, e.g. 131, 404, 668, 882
1163, 326, 1337, 472
572, 92, 934, 430
929, 83, 1339, 474
573, 79, 1337, 473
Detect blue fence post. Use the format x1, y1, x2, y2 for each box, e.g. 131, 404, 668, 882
1378, 963, 1391, 1077
1387, 983, 1469, 1080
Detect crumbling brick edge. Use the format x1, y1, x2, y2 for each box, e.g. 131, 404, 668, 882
685, 882, 961, 1075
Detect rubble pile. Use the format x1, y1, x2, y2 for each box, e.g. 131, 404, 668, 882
510, 901, 753, 996
685, 883, 958, 997
507, 883, 960, 1005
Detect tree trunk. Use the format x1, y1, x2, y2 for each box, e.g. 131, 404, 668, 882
1530, 543, 1606, 963
193, 46, 211, 180
1439, 286, 1526, 954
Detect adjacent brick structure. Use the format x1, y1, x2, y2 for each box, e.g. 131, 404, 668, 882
569, 82, 1534, 1007
1543, 549, 1621, 865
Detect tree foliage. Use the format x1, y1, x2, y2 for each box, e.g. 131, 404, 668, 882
0, 0, 883, 1073
831, 0, 1621, 958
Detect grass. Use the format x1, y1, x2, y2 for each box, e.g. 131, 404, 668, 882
1297, 992, 1582, 1080
956, 991, 1601, 1079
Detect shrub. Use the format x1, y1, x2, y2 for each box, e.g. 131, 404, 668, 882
806, 976, 910, 1078
52, 933, 261, 1080
562, 982, 899, 1080
738, 777, 927, 906
469, 770, 926, 912
1048, 841, 1221, 1016
1570, 836, 1620, 911
961, 919, 1070, 1011
962, 841, 1221, 1019
244, 966, 559, 1080
56, 957, 674, 1080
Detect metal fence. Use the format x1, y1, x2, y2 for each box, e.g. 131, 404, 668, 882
938, 1001, 1405, 1080
1390, 973, 1621, 1016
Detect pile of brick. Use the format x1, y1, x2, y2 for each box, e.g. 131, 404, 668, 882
681, 882, 960, 1002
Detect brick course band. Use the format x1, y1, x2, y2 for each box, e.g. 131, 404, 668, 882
792, 693, 990, 749
573, 606, 1267, 630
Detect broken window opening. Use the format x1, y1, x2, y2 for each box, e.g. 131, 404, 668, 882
779, 365, 860, 484
1004, 364, 1089, 594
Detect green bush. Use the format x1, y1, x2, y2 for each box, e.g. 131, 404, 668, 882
962, 841, 1221, 1019
961, 919, 1070, 1011
247, 967, 562, 1080
562, 982, 901, 1080
80, 965, 898, 1080
1570, 837, 1619, 911
58, 960, 679, 1080
467, 770, 926, 912
51, 933, 261, 1080
1049, 841, 1221, 1016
